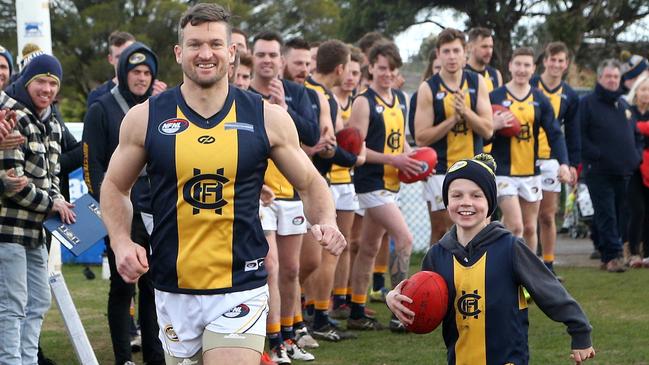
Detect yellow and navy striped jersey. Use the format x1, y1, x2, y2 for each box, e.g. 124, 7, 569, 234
329, 94, 354, 185
465, 64, 500, 92
530, 75, 581, 165
489, 86, 568, 176
353, 87, 407, 193
305, 76, 338, 126
425, 71, 484, 173
144, 85, 270, 294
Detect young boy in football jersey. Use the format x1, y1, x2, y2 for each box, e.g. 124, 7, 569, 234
386, 154, 595, 365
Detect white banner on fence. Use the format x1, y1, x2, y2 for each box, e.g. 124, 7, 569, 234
15, 0, 53, 59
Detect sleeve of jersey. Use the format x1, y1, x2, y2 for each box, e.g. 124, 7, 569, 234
512, 240, 592, 349
540, 96, 568, 165
287, 88, 320, 147
578, 96, 600, 162
559, 92, 581, 166
81, 103, 108, 201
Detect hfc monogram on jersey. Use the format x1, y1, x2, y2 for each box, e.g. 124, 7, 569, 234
387, 129, 402, 152
458, 289, 482, 319
516, 123, 532, 141
451, 119, 469, 135
183, 167, 229, 215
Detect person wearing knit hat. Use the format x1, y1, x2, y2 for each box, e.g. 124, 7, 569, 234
387, 152, 595, 365
0, 45, 13, 89
82, 40, 165, 365
0, 51, 76, 364
621, 52, 649, 93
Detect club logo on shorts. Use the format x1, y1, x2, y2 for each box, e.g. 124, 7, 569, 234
544, 177, 555, 185
164, 325, 179, 342
498, 182, 509, 189
292, 216, 305, 225
128, 52, 146, 64
183, 168, 229, 215
375, 105, 385, 114
223, 304, 250, 319
457, 289, 482, 319
158, 118, 190, 135
531, 187, 539, 194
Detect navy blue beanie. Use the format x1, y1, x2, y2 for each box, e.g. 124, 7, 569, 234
442, 154, 498, 218
124, 44, 158, 76
22, 54, 62, 86
0, 45, 13, 76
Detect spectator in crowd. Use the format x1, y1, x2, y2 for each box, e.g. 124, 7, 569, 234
0, 53, 76, 364
0, 45, 13, 89
579, 59, 642, 272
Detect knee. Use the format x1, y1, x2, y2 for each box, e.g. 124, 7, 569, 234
510, 223, 524, 237
359, 240, 381, 258
265, 255, 279, 277
523, 221, 537, 237
30, 288, 51, 315
279, 261, 300, 282
538, 210, 555, 227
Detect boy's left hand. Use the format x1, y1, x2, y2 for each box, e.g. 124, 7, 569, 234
570, 347, 595, 364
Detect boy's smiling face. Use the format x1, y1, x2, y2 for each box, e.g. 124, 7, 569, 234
447, 178, 489, 232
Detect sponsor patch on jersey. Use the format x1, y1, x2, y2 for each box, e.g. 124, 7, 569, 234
375, 105, 385, 114
436, 92, 446, 100
224, 122, 254, 132
158, 118, 189, 135
468, 88, 476, 94
501, 100, 512, 107
223, 304, 250, 319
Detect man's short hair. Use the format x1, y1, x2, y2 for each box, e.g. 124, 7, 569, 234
597, 59, 622, 78
436, 28, 466, 49
316, 40, 350, 74
358, 32, 385, 54
178, 3, 231, 44
467, 27, 493, 43
349, 46, 363, 64
238, 51, 253, 69
543, 41, 570, 60
309, 41, 322, 49
232, 27, 248, 40
511, 47, 535, 60
283, 37, 310, 55
108, 31, 135, 53
368, 41, 402, 69
253, 31, 284, 48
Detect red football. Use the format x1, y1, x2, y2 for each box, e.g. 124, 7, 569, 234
335, 127, 363, 155
492, 104, 521, 137
398, 147, 437, 184
401, 271, 448, 334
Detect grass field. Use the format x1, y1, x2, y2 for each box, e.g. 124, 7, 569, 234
41, 260, 649, 365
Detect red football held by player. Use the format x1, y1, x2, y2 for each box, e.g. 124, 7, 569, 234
398, 147, 437, 184
492, 104, 521, 138
400, 271, 448, 334
335, 127, 363, 155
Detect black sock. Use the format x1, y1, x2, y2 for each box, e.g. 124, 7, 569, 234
314, 309, 329, 329
281, 326, 294, 342
306, 303, 315, 316
350, 302, 365, 319
372, 272, 385, 291
544, 261, 554, 271
333, 295, 347, 309
294, 320, 306, 330
268, 332, 282, 349
346, 293, 352, 305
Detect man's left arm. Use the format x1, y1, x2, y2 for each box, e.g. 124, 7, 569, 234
461, 75, 493, 140
265, 103, 345, 255
560, 91, 581, 167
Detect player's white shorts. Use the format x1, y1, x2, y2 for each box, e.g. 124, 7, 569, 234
537, 159, 561, 193
259, 200, 307, 236
496, 175, 543, 202
155, 285, 269, 359
422, 175, 446, 211
330, 184, 359, 211
355, 208, 365, 217
357, 189, 399, 209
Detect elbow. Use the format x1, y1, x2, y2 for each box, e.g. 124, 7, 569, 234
414, 134, 427, 147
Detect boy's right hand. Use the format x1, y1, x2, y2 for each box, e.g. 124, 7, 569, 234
570, 347, 595, 364
385, 280, 415, 325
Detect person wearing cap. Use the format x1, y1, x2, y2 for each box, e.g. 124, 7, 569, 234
386, 153, 595, 365
0, 53, 77, 364
0, 45, 13, 89
621, 53, 649, 94
82, 42, 164, 365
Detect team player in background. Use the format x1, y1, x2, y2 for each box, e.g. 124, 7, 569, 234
465, 27, 503, 92
414, 28, 493, 244
347, 41, 418, 332
100, 4, 345, 365
490, 47, 571, 256
530, 42, 580, 277
248, 31, 321, 363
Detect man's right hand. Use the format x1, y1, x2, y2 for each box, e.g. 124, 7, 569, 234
52, 199, 76, 224
1, 168, 29, 193
391, 153, 422, 178
493, 110, 515, 130
268, 79, 288, 109
113, 240, 149, 283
